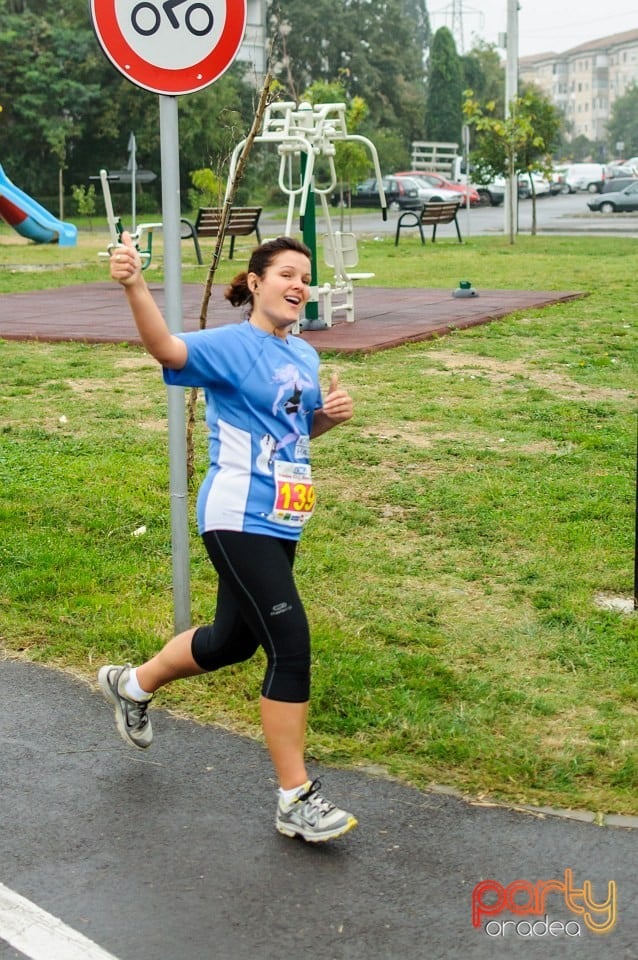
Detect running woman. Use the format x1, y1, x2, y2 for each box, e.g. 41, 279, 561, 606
98, 232, 357, 842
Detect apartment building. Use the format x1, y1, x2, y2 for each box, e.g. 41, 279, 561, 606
519, 28, 638, 142
236, 0, 268, 82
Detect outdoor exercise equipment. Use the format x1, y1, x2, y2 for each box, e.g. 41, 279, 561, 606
453, 279, 479, 298
224, 101, 385, 328
94, 169, 161, 270
320, 230, 375, 326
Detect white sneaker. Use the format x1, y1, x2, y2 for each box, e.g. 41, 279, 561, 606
97, 664, 153, 750
276, 779, 358, 842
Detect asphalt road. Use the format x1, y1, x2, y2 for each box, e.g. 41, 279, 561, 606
1, 659, 636, 960
266, 190, 638, 240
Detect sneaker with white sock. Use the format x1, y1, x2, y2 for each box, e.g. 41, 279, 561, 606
97, 664, 153, 750
276, 779, 358, 842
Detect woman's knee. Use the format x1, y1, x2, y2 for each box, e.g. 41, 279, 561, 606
191, 624, 259, 671
262, 648, 311, 702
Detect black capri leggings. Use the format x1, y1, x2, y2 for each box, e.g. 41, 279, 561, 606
191, 530, 311, 703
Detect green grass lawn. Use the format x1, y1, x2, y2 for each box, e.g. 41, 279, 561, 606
1, 223, 637, 816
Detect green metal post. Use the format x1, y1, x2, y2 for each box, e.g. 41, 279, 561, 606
300, 151, 319, 323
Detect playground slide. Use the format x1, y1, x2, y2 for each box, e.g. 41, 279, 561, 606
0, 164, 77, 246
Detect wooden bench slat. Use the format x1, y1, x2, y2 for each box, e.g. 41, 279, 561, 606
181, 206, 262, 263
195, 206, 262, 234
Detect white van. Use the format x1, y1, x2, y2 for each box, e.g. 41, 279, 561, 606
565, 163, 606, 194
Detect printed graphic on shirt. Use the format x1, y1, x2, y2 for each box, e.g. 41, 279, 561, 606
257, 433, 276, 475
271, 362, 315, 454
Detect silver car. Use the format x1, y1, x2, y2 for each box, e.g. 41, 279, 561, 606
587, 180, 638, 213
394, 174, 461, 206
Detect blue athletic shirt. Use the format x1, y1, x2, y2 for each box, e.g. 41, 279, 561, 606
163, 320, 323, 540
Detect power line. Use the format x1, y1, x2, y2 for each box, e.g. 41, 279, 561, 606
430, 0, 484, 53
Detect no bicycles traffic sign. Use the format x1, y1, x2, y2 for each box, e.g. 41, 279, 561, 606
90, 0, 247, 95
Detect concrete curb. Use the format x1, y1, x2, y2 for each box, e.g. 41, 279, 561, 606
354, 771, 638, 831
427, 784, 638, 831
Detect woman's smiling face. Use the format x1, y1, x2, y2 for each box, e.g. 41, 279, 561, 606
249, 250, 311, 337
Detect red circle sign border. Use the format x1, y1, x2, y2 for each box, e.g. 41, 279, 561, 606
91, 0, 247, 95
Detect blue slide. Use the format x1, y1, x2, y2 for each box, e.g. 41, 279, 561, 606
0, 164, 77, 246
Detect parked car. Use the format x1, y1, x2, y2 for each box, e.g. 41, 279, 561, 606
394, 170, 481, 205
600, 176, 637, 193
393, 173, 462, 205
605, 164, 637, 180
587, 180, 638, 212
449, 161, 505, 206
473, 175, 540, 205
564, 163, 606, 193
330, 176, 422, 210
550, 165, 570, 194
475, 180, 505, 206
518, 173, 551, 199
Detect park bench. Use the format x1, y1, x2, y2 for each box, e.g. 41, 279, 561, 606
180, 206, 263, 264
394, 200, 462, 246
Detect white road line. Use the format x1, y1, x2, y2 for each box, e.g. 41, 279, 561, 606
0, 882, 121, 960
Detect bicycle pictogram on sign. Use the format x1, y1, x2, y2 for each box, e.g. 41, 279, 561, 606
131, 0, 214, 37
90, 0, 247, 96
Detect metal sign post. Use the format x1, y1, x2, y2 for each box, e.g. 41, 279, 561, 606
90, 0, 247, 631
462, 122, 471, 238
127, 132, 137, 232
504, 0, 519, 239
159, 96, 191, 631
634, 413, 638, 610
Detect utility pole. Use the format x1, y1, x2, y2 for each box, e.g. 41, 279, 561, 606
504, 0, 519, 238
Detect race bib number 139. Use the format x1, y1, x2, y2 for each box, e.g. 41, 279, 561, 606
269, 462, 315, 528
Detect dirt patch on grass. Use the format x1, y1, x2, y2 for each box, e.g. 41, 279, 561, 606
64, 378, 112, 395
424, 350, 632, 403
0, 235, 29, 246
539, 709, 600, 752
360, 425, 577, 458
114, 357, 157, 370
361, 426, 434, 447
138, 418, 167, 433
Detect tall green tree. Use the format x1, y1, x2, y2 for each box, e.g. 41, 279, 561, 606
0, 0, 105, 197
516, 85, 563, 234
463, 87, 562, 241
606, 82, 638, 158
269, 0, 427, 146
425, 27, 463, 144
7, 0, 50, 10
461, 41, 504, 119
0, 0, 257, 208
517, 84, 563, 173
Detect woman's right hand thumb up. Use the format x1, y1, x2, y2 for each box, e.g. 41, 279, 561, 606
109, 231, 142, 288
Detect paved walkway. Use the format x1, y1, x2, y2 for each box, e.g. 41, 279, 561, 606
0, 283, 584, 354
0, 658, 636, 960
